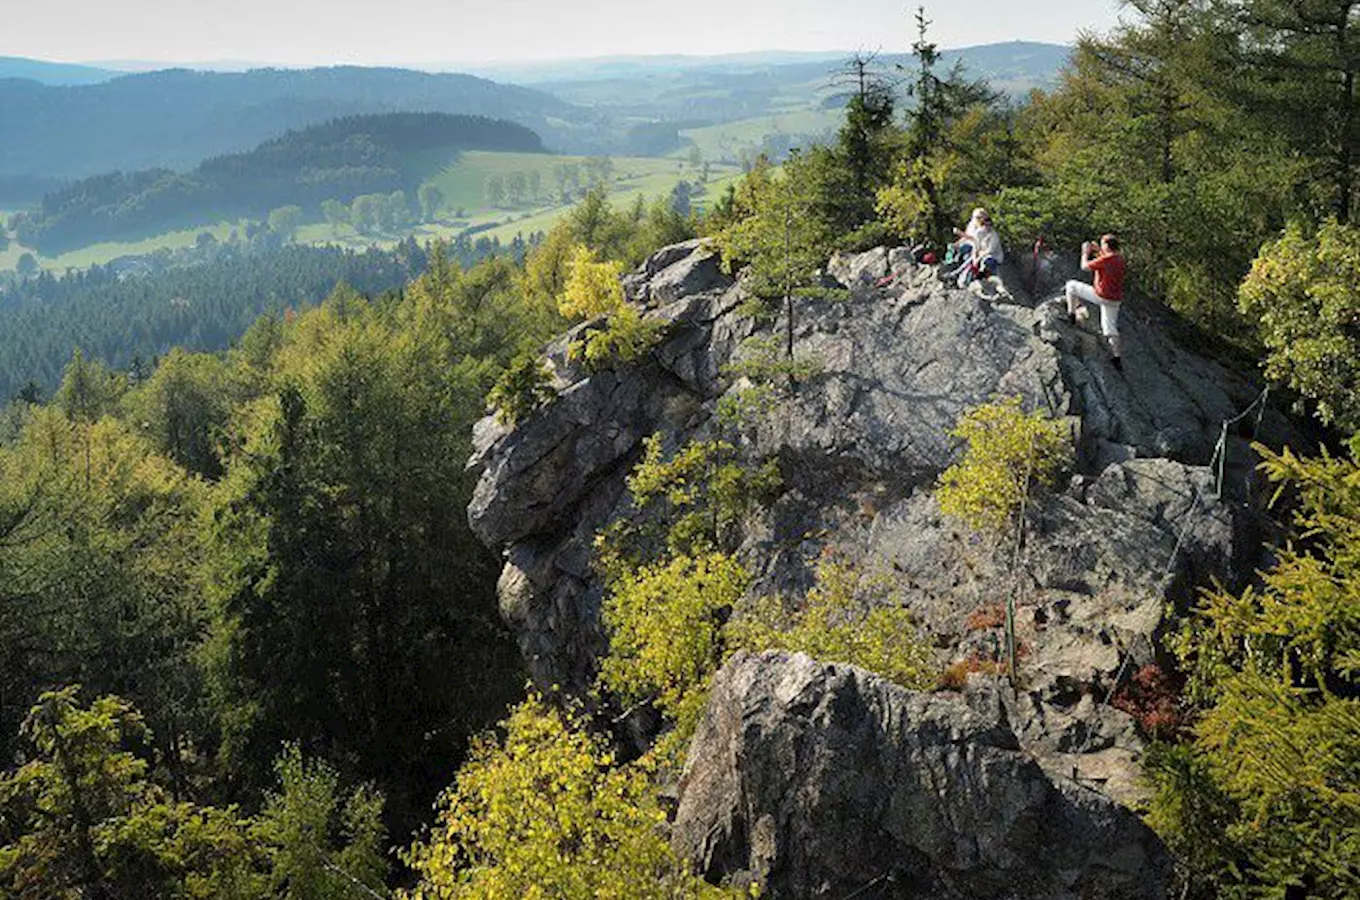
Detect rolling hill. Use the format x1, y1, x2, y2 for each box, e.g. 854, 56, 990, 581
0, 56, 119, 85
10, 112, 546, 253
0, 43, 1071, 202
0, 66, 604, 190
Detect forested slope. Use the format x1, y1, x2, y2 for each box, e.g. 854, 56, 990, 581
11, 112, 544, 253
0, 66, 598, 185
0, 240, 430, 400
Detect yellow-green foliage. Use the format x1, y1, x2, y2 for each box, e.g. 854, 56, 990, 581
600, 552, 750, 723
571, 304, 666, 369
1147, 445, 1360, 899
1239, 219, 1360, 432
875, 154, 959, 243
557, 243, 664, 368
399, 697, 743, 900
727, 558, 933, 690
937, 397, 1071, 534
559, 244, 624, 319
599, 434, 781, 570
592, 435, 777, 755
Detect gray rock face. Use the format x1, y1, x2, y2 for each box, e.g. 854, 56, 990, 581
674, 651, 1171, 900
828, 246, 889, 289
465, 241, 1306, 897
621, 238, 732, 306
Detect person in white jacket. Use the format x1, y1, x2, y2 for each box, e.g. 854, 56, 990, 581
949, 207, 987, 263
957, 211, 1004, 287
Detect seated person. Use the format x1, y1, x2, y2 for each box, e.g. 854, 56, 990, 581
945, 207, 987, 265
956, 211, 1004, 287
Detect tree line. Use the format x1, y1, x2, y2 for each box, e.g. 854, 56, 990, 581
0, 240, 431, 403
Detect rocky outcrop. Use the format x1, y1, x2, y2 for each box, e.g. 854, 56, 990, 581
674, 651, 1171, 899
465, 240, 1305, 897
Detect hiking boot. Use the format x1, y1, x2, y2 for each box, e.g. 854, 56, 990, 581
1111, 356, 1124, 373
1066, 312, 1076, 325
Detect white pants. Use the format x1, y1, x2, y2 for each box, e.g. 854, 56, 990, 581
1065, 280, 1122, 356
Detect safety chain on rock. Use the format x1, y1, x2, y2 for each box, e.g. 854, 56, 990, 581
1088, 387, 1270, 707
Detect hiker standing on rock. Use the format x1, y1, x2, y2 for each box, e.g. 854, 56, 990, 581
1065, 233, 1127, 372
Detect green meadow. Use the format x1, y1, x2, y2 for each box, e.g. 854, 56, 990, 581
420, 150, 725, 216
0, 221, 246, 275
0, 151, 743, 274
677, 109, 842, 163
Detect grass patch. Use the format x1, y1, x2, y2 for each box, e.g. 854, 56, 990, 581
0, 221, 246, 273
678, 109, 842, 162
1, 151, 744, 273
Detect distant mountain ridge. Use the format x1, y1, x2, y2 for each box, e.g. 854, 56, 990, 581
470, 41, 1068, 87
11, 112, 544, 253
0, 43, 1071, 203
0, 56, 118, 85
493, 41, 1070, 128
0, 66, 600, 188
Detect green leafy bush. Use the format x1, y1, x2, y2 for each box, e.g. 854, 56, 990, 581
399, 696, 745, 900
727, 557, 932, 690
592, 433, 780, 757
1146, 445, 1360, 899
598, 434, 781, 573
486, 353, 556, 425
937, 397, 1071, 535
570, 304, 666, 369
1239, 220, 1360, 432
600, 552, 750, 724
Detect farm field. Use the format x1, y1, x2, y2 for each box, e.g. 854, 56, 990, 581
0, 151, 744, 275
284, 151, 742, 251
296, 165, 743, 251
678, 109, 841, 163
476, 167, 745, 244
420, 151, 725, 216
0, 220, 246, 274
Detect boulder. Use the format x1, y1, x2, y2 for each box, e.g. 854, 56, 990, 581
673, 652, 1172, 899
828, 247, 889, 289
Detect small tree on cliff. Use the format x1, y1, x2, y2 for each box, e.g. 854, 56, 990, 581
937, 397, 1071, 675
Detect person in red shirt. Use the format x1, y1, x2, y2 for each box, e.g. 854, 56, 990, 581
1065, 233, 1127, 371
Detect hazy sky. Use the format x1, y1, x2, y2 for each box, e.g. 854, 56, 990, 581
5, 0, 1126, 67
